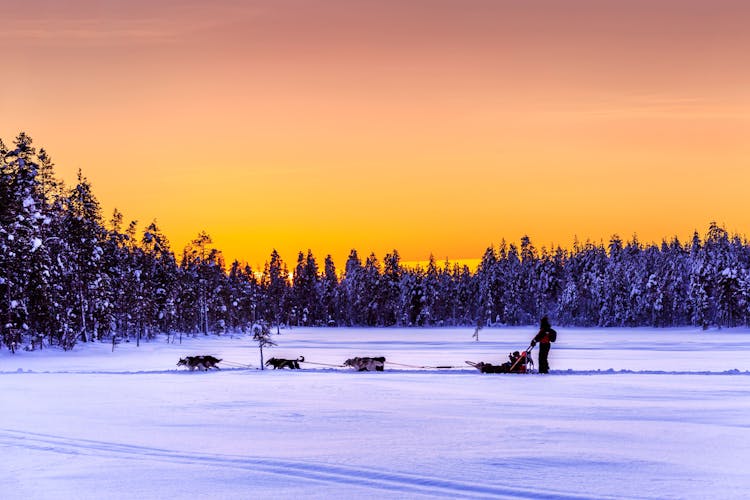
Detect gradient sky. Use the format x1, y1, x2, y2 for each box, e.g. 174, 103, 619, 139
3, 0, 749, 270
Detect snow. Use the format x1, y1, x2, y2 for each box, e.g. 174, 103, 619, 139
2, 327, 750, 500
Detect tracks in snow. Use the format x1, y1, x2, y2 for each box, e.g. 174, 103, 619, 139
0, 429, 613, 500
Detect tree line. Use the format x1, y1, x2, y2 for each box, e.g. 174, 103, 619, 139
2, 133, 749, 352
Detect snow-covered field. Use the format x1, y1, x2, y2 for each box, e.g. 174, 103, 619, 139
2, 327, 749, 499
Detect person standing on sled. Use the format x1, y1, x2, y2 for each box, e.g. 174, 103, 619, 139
531, 316, 557, 374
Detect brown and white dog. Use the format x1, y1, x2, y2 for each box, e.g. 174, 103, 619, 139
177, 355, 222, 371
265, 356, 304, 369
344, 356, 386, 371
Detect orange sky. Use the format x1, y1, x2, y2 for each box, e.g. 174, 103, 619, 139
3, 0, 749, 270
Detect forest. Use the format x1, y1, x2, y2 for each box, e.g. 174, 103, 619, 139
2, 132, 749, 352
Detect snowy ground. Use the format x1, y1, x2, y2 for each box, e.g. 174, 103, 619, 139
2, 327, 749, 499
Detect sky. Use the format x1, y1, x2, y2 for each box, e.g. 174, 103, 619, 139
3, 0, 749, 270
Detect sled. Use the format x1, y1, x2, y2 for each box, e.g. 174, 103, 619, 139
466, 346, 535, 374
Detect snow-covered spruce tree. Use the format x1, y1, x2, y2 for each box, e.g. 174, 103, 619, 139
430, 258, 455, 325
502, 243, 523, 325
179, 232, 227, 335
536, 246, 566, 322
176, 257, 199, 334
340, 249, 365, 326
61, 170, 109, 347
641, 242, 667, 327
361, 252, 381, 326
518, 235, 539, 324
292, 249, 321, 326
0, 133, 45, 351
225, 261, 244, 332
241, 262, 261, 328
739, 266, 750, 327
205, 249, 229, 335
320, 254, 340, 326
689, 231, 712, 329
475, 246, 498, 327
600, 235, 625, 326
185, 231, 212, 335
35, 196, 70, 348
398, 266, 423, 326
252, 320, 276, 369
123, 219, 146, 337
419, 255, 440, 326
261, 249, 289, 333
0, 134, 74, 351
662, 237, 691, 326
583, 241, 609, 326
140, 220, 179, 336
628, 237, 654, 326
716, 234, 743, 328
227, 260, 259, 332
102, 209, 131, 339
557, 239, 592, 326
380, 250, 402, 326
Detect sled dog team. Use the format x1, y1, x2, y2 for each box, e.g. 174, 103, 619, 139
176, 354, 386, 371
177, 317, 557, 373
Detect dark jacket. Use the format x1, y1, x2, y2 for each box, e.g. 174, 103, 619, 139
533, 327, 557, 344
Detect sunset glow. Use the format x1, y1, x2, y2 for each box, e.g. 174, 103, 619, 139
3, 0, 749, 270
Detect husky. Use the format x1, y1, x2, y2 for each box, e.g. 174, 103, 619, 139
177, 355, 222, 371
343, 356, 386, 372
265, 356, 304, 369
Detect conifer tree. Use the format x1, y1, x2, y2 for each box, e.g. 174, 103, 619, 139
362, 253, 381, 326
1, 133, 45, 350
263, 249, 288, 333
341, 249, 364, 325
380, 250, 402, 326
475, 246, 497, 326
141, 220, 178, 334
252, 320, 276, 369
292, 250, 321, 326
320, 254, 339, 326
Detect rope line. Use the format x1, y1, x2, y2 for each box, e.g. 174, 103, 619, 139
385, 361, 459, 369
218, 360, 254, 369
217, 359, 461, 370
299, 360, 345, 368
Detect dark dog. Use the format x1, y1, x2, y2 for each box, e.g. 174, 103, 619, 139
344, 356, 386, 371
177, 355, 222, 371
265, 356, 305, 369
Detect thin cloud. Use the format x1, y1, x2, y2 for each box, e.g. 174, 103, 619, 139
1, 3, 260, 46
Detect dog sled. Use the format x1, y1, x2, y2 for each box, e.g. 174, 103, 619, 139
466, 346, 535, 374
